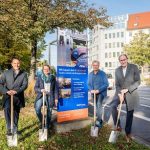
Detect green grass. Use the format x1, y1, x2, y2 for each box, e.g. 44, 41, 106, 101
0, 105, 150, 150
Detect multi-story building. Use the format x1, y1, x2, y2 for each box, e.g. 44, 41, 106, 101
88, 11, 150, 77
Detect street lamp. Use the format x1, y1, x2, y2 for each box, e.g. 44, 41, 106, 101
48, 40, 57, 65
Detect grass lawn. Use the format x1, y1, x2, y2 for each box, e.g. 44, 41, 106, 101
0, 105, 150, 150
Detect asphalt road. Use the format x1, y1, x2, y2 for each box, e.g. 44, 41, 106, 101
88, 85, 150, 147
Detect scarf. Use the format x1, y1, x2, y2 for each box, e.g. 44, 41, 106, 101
41, 72, 51, 83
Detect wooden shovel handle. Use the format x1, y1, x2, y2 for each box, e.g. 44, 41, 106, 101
93, 92, 96, 127
42, 92, 45, 129
11, 95, 13, 132
116, 93, 124, 128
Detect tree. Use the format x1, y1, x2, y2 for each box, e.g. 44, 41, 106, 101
1, 0, 110, 81
0, 17, 45, 72
0, 25, 31, 71
124, 32, 150, 67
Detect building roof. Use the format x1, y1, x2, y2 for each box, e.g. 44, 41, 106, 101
127, 12, 150, 30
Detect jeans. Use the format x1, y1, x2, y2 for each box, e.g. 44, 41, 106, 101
35, 96, 52, 129
4, 99, 20, 133
94, 94, 104, 126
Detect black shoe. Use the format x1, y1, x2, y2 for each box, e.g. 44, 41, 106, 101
6, 129, 12, 136
16, 131, 21, 136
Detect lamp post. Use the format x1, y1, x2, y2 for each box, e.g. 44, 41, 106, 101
48, 40, 57, 65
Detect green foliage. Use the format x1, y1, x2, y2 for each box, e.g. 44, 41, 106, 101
50, 66, 57, 76
1, 0, 111, 80
0, 26, 31, 71
0, 105, 149, 150
124, 32, 150, 66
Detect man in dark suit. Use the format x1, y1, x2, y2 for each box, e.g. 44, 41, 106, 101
111, 54, 141, 142
0, 58, 28, 135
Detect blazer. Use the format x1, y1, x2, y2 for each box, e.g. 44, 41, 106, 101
88, 70, 109, 98
114, 63, 141, 111
34, 74, 58, 107
0, 68, 28, 108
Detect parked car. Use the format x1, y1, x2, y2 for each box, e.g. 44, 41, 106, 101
107, 73, 115, 90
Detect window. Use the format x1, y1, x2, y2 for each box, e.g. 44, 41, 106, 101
109, 33, 111, 39
105, 62, 108, 67
121, 43, 124, 47
113, 42, 115, 48
109, 43, 111, 48
113, 52, 116, 57
105, 53, 108, 58
121, 32, 124, 37
117, 52, 120, 57
105, 34, 107, 39
117, 32, 119, 38
105, 43, 107, 49
113, 33, 115, 38
117, 42, 120, 47
109, 52, 111, 58
109, 62, 112, 67
120, 23, 125, 28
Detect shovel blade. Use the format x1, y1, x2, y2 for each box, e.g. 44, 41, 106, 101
108, 130, 119, 143
7, 134, 17, 147
39, 129, 48, 141
90, 126, 99, 137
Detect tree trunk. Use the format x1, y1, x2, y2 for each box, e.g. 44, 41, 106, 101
29, 39, 37, 82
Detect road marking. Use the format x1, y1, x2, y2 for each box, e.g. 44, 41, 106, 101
140, 97, 150, 100
120, 109, 150, 122
140, 104, 150, 108
88, 102, 150, 122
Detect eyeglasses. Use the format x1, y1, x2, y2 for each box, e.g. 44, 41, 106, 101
93, 65, 99, 66
119, 59, 127, 62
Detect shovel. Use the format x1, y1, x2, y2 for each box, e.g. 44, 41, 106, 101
7, 95, 17, 147
108, 93, 124, 143
91, 92, 99, 137
39, 92, 48, 141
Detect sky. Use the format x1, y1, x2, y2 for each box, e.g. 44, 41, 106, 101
88, 0, 150, 16
43, 0, 150, 63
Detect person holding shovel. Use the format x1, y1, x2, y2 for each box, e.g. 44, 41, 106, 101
88, 60, 109, 128
110, 54, 141, 142
34, 65, 58, 130
0, 57, 28, 135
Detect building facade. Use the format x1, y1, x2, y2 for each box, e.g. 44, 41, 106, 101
88, 12, 150, 77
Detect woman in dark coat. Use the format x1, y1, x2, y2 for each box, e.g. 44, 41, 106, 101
34, 65, 58, 129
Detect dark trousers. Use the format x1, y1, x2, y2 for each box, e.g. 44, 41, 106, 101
4, 99, 20, 132
111, 97, 134, 135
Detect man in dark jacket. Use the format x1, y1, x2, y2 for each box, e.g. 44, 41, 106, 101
111, 54, 141, 142
0, 58, 28, 135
